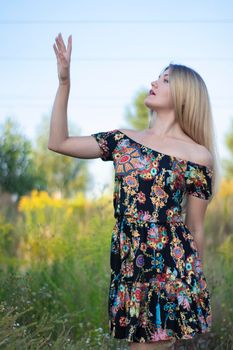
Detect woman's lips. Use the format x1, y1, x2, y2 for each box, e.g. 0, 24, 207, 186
149, 89, 156, 95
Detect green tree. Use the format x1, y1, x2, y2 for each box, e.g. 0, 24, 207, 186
124, 88, 150, 130
0, 117, 42, 198
222, 117, 233, 178
33, 114, 92, 198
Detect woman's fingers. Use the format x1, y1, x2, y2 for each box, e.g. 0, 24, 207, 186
55, 36, 63, 52
53, 43, 60, 60
58, 33, 66, 51
53, 33, 72, 63
67, 35, 72, 57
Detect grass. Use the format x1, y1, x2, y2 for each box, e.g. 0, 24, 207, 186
0, 189, 232, 349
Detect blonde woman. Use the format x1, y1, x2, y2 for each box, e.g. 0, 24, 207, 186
49, 33, 220, 350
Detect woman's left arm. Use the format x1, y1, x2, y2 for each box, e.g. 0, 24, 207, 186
185, 196, 210, 260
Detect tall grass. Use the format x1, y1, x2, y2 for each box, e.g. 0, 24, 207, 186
0, 182, 232, 349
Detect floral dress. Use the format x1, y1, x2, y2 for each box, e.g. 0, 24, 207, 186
91, 129, 213, 344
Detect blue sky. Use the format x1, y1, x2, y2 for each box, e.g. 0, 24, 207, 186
1, 1, 233, 197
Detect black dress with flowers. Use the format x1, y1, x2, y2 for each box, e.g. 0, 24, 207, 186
91, 129, 213, 343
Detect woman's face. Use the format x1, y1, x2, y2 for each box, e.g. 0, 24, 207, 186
144, 68, 174, 111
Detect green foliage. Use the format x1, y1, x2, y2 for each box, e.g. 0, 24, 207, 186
0, 213, 19, 267
218, 233, 233, 262
0, 114, 94, 201
33, 114, 91, 198
0, 117, 43, 197
0, 191, 128, 348
0, 300, 74, 349
222, 117, 233, 179
0, 188, 232, 348
124, 89, 149, 130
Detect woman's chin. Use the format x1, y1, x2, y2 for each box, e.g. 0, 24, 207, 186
144, 98, 156, 109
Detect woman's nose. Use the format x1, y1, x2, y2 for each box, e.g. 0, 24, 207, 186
151, 81, 158, 88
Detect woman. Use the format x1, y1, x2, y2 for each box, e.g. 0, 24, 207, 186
49, 33, 220, 350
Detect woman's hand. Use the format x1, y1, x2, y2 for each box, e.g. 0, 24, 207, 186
53, 33, 72, 85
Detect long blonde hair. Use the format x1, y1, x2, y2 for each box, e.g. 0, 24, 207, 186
148, 63, 221, 204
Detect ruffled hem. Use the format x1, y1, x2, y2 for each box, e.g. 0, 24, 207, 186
110, 326, 211, 343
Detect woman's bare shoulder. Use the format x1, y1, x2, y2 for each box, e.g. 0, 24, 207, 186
117, 128, 213, 168
117, 128, 146, 140
117, 128, 138, 135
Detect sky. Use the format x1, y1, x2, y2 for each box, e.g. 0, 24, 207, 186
1, 1, 233, 198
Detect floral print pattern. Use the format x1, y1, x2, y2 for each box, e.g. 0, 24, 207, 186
91, 129, 213, 343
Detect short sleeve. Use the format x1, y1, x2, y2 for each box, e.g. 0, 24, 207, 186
91, 129, 119, 161
185, 162, 213, 200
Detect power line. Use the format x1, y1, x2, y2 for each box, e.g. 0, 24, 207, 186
0, 104, 124, 109
0, 96, 130, 100
1, 56, 233, 62
0, 104, 232, 110
0, 99, 233, 108
0, 95, 233, 101
0, 19, 233, 24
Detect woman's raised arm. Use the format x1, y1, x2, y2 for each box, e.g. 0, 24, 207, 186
48, 33, 102, 159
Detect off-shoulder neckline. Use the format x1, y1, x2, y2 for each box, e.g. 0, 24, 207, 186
116, 129, 213, 172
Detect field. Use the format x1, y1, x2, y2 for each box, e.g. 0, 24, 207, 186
0, 183, 232, 350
